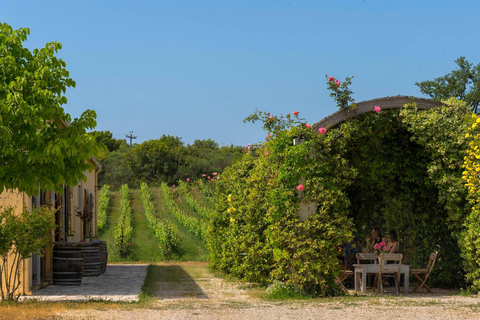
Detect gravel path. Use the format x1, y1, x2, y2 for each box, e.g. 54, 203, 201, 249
55, 262, 480, 320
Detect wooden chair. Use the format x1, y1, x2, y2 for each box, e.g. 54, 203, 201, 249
355, 253, 378, 289
356, 253, 378, 264
410, 252, 438, 292
335, 269, 353, 293
377, 253, 403, 294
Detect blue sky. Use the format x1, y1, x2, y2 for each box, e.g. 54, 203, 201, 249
1, 1, 479, 146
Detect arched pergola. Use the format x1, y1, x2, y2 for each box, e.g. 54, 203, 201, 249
313, 96, 442, 131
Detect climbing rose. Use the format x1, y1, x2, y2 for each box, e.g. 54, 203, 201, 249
319, 127, 327, 134
336, 80, 341, 86
292, 111, 299, 115
296, 184, 305, 192
328, 76, 334, 81
374, 105, 381, 113
305, 124, 311, 128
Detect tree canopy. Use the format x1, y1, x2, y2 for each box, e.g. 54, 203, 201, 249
0, 22, 99, 195
416, 56, 480, 113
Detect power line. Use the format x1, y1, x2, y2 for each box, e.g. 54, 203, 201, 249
125, 131, 137, 146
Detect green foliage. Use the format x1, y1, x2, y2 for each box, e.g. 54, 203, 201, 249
140, 182, 178, 256
460, 113, 480, 292
326, 75, 356, 110
91, 130, 127, 153
416, 57, 480, 113
340, 101, 469, 287
265, 280, 299, 299
0, 22, 100, 196
208, 76, 474, 294
178, 181, 213, 220
0, 206, 55, 301
208, 111, 355, 296
126, 135, 186, 186
114, 185, 133, 258
97, 185, 110, 231
98, 146, 134, 190
160, 183, 207, 240
97, 135, 242, 190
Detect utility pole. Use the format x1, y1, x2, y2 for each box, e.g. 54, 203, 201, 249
125, 131, 137, 146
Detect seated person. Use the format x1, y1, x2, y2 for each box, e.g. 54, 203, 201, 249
343, 236, 362, 269
387, 230, 400, 253
365, 227, 387, 253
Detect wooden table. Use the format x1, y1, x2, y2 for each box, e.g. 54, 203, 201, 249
353, 264, 410, 293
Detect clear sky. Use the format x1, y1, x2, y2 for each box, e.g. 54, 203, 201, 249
1, 1, 479, 146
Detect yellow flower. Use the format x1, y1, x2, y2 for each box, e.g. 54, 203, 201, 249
230, 217, 236, 223
466, 133, 470, 138
476, 118, 480, 123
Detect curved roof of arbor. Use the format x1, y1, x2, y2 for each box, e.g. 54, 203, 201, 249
313, 95, 442, 131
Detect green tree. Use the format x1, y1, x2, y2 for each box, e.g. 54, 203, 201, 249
125, 135, 186, 185
0, 22, 99, 195
178, 140, 243, 180
91, 130, 127, 154
98, 146, 134, 189
0, 206, 55, 301
416, 56, 480, 113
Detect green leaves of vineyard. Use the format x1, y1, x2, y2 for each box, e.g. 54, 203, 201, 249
161, 183, 207, 240
114, 185, 133, 258
140, 183, 178, 256
97, 185, 110, 231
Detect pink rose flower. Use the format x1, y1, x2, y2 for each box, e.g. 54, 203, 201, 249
202, 174, 206, 177
213, 172, 217, 176
305, 124, 311, 128
328, 76, 334, 81
318, 127, 327, 134
292, 111, 299, 115
296, 184, 305, 192
336, 80, 341, 86
186, 178, 190, 182
374, 105, 381, 113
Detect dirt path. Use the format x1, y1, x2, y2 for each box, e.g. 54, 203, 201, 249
53, 262, 480, 320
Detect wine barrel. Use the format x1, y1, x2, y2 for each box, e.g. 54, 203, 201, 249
100, 242, 108, 274
52, 245, 83, 285
92, 240, 108, 274
82, 245, 101, 276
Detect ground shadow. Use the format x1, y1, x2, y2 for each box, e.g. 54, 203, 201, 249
147, 265, 208, 299
33, 265, 148, 300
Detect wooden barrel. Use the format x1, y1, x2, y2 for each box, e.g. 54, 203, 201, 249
92, 240, 108, 274
82, 245, 101, 277
52, 245, 83, 285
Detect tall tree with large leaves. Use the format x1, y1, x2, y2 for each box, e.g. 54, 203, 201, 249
416, 56, 480, 113
0, 22, 99, 195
